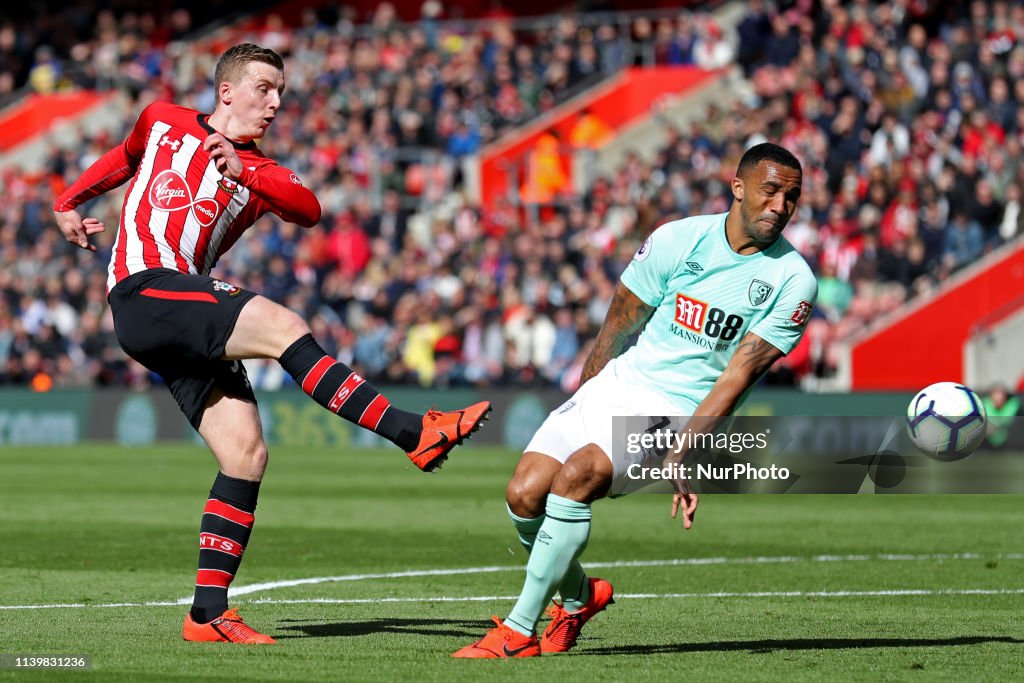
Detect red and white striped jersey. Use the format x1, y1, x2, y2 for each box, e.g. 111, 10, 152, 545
54, 101, 321, 292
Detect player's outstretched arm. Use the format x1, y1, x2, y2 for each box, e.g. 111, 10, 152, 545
668, 331, 785, 530
52, 142, 138, 251
693, 331, 784, 417
579, 282, 654, 385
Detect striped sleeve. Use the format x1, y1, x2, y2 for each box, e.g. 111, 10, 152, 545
53, 105, 155, 211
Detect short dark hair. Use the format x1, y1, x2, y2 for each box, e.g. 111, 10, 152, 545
214, 43, 284, 87
737, 142, 802, 178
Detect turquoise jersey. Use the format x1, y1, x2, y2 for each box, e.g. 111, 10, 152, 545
614, 212, 818, 412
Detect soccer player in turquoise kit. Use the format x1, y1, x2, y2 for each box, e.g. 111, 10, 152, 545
454, 143, 817, 657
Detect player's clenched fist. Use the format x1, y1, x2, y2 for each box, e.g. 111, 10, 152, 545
203, 133, 243, 180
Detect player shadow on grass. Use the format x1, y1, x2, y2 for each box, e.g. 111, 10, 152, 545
582, 635, 1024, 656
273, 617, 488, 639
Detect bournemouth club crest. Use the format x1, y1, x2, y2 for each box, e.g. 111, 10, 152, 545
748, 280, 774, 306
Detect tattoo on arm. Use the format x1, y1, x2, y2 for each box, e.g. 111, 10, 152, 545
580, 284, 655, 384
735, 335, 784, 376
687, 333, 785, 421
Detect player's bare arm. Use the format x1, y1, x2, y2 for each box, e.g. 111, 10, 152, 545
580, 283, 655, 385
668, 331, 785, 530
700, 332, 785, 416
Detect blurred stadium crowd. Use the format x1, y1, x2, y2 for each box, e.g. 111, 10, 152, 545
1, 1, 1023, 394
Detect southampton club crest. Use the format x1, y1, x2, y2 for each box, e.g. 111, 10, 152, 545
748, 280, 774, 306
212, 280, 241, 296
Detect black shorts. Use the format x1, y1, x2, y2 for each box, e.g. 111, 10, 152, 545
108, 268, 258, 431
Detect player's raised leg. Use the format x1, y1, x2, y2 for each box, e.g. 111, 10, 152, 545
454, 445, 614, 658
228, 295, 490, 471
183, 388, 275, 644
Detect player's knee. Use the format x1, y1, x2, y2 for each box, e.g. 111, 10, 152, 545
550, 448, 611, 502
224, 435, 268, 480
231, 297, 312, 359
506, 476, 548, 518
249, 440, 269, 468
552, 458, 590, 490
263, 306, 311, 359
240, 440, 269, 479
276, 309, 310, 348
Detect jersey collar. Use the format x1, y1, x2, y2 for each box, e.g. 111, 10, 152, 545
197, 114, 258, 151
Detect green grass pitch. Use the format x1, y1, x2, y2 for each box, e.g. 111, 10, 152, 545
1, 444, 1022, 681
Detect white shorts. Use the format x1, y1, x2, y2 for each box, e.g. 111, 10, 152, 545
524, 362, 693, 495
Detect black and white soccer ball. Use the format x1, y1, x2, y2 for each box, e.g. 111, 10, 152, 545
906, 382, 987, 460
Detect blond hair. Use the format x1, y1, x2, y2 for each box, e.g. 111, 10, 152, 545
214, 43, 284, 87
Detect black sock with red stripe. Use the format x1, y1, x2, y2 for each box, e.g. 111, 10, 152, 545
279, 334, 422, 451
190, 472, 260, 624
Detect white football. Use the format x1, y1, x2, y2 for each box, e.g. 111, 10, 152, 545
906, 382, 987, 460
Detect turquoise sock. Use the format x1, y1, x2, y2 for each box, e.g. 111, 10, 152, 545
504, 494, 591, 636
507, 503, 591, 613
507, 503, 543, 551
558, 565, 591, 613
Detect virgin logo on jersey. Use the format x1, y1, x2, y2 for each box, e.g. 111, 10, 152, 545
150, 173, 189, 209
148, 169, 222, 227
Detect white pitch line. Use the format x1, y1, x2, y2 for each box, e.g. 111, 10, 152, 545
229, 565, 516, 597
3, 553, 1023, 612
246, 588, 1024, 604
3, 588, 1024, 611
624, 588, 1024, 599
227, 552, 1024, 598
0, 601, 180, 610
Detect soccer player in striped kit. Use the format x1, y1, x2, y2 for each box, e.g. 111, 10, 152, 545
53, 44, 490, 644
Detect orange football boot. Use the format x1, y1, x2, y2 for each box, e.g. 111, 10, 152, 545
407, 401, 492, 472
540, 578, 615, 653
182, 608, 276, 644
452, 617, 541, 658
